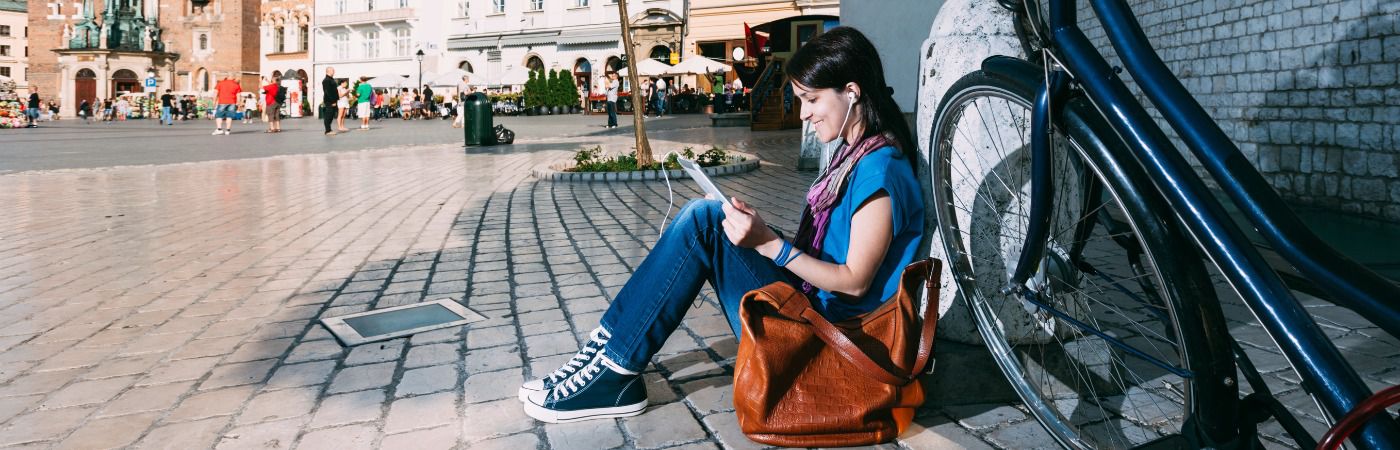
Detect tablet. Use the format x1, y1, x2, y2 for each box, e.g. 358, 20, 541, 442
677, 156, 730, 206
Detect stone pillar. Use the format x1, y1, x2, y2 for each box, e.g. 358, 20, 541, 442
914, 0, 1023, 344
59, 63, 74, 120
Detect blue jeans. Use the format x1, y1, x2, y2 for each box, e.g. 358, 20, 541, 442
161, 107, 172, 125
606, 101, 617, 127
600, 199, 793, 373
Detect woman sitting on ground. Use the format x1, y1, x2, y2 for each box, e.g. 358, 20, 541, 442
518, 26, 924, 423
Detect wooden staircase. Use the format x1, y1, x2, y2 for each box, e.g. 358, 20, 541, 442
751, 85, 786, 131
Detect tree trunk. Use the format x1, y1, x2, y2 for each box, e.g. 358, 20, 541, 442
616, 0, 654, 166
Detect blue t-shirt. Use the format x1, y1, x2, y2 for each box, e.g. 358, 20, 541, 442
812, 146, 925, 321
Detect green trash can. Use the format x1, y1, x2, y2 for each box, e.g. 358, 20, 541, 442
464, 93, 495, 146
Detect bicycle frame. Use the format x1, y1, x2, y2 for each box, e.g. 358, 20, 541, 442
1008, 0, 1400, 447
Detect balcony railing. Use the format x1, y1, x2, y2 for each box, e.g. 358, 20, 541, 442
317, 8, 414, 27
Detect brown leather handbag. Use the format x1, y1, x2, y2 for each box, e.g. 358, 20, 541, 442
733, 258, 940, 447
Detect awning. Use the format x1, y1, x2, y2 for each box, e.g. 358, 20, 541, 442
500, 32, 560, 47
558, 29, 618, 46
449, 32, 561, 50
448, 36, 500, 51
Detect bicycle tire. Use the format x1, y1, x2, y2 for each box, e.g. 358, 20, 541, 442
930, 65, 1238, 448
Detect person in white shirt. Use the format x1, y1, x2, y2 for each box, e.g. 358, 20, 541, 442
453, 75, 474, 128
604, 72, 619, 128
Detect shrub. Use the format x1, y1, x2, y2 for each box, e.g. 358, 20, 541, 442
567, 146, 737, 173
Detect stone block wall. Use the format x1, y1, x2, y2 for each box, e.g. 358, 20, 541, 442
1075, 0, 1400, 219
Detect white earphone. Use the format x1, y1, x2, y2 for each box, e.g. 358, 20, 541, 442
837, 90, 856, 141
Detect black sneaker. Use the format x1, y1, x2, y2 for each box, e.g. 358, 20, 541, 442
518, 327, 610, 401
522, 355, 646, 423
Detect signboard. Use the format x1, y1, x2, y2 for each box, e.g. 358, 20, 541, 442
669, 52, 679, 65
144, 77, 157, 88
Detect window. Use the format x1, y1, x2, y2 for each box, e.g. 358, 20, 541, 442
491, 0, 504, 13
574, 0, 587, 6
393, 28, 411, 57
273, 27, 285, 53
299, 25, 309, 51
399, 0, 408, 7
335, 0, 347, 13
529, 0, 542, 10
457, 0, 468, 17
199, 34, 208, 50
0, 25, 9, 37
0, 67, 9, 77
49, 4, 59, 15
333, 32, 349, 59
366, 0, 374, 11
0, 46, 8, 56
362, 30, 379, 59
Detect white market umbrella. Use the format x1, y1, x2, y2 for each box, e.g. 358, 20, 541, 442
498, 67, 532, 86
663, 56, 731, 76
363, 71, 410, 89
617, 59, 672, 77
429, 69, 476, 87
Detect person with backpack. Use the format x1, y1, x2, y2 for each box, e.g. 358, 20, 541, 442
263, 77, 283, 133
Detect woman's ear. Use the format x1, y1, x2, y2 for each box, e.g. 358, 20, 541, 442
844, 82, 861, 103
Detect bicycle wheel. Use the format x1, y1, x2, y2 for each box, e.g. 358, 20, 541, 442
931, 68, 1236, 449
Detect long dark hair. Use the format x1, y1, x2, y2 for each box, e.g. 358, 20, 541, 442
785, 27, 917, 172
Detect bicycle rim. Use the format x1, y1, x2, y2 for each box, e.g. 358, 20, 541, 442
933, 78, 1198, 449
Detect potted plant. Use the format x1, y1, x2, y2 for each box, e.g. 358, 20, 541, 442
544, 69, 557, 115
523, 71, 538, 116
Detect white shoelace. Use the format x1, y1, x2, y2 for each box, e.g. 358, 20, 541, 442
543, 328, 611, 383
551, 357, 605, 399
545, 346, 600, 383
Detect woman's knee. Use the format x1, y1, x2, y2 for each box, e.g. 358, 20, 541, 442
677, 199, 725, 229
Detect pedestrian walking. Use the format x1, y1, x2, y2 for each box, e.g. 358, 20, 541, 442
102, 98, 113, 122
48, 102, 60, 121
212, 73, 242, 135
654, 77, 668, 116
322, 67, 338, 135
356, 77, 373, 130
423, 85, 436, 119
115, 97, 129, 121
242, 93, 258, 124
78, 99, 91, 123
411, 89, 423, 119
399, 89, 412, 120
263, 77, 283, 133
160, 89, 175, 125
604, 72, 618, 128
453, 74, 473, 128
373, 89, 385, 120
25, 87, 40, 128
336, 80, 350, 132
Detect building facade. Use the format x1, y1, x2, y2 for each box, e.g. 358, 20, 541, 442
444, 0, 686, 98
310, 0, 449, 114
0, 0, 27, 93
27, 0, 262, 116
260, 0, 311, 116
686, 0, 837, 90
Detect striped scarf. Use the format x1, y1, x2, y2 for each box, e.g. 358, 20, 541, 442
792, 133, 892, 296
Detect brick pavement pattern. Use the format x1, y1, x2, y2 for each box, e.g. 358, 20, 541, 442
0, 122, 1397, 449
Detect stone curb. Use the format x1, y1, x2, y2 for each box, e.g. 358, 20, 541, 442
530, 152, 761, 182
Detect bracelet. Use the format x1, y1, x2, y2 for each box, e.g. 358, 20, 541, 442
772, 240, 792, 266
778, 248, 802, 267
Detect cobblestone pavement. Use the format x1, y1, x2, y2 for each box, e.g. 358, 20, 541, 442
1, 121, 1397, 449
0, 113, 712, 173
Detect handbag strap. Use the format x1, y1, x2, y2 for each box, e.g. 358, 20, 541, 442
789, 258, 942, 386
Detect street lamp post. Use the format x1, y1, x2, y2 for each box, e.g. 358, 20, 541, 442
416, 50, 425, 96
